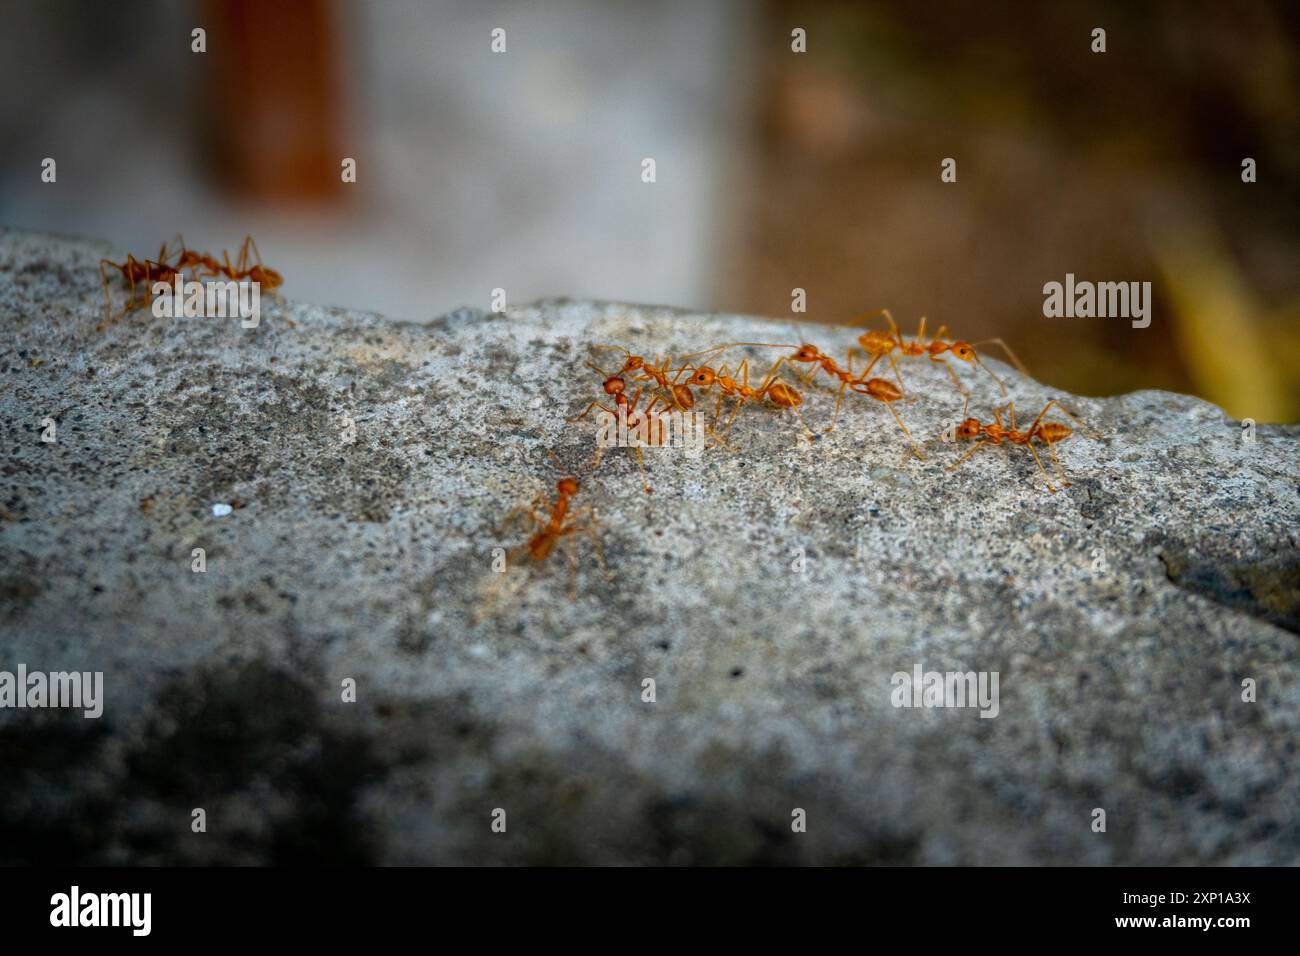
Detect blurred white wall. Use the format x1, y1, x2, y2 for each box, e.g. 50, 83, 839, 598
0, 0, 757, 321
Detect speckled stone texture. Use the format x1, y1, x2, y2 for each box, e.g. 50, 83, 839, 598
2, 228, 1297, 865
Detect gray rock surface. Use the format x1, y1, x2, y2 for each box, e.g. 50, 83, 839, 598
2, 228, 1297, 865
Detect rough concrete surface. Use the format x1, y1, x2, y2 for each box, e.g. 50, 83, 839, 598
2, 228, 1298, 865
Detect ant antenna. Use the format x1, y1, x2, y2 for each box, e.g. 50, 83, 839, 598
971, 337, 1032, 379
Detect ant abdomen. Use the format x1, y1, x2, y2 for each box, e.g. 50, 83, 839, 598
766, 382, 801, 408
1037, 422, 1072, 443
852, 377, 903, 403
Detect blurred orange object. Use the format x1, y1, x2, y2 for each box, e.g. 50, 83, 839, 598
205, 0, 345, 203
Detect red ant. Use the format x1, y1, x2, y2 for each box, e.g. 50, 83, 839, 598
848, 309, 1027, 397
570, 352, 735, 492
97, 235, 284, 330
569, 361, 665, 493
590, 345, 696, 413
946, 397, 1099, 492
220, 235, 284, 295
675, 343, 812, 444
785, 341, 927, 458
476, 472, 610, 619
97, 240, 181, 331
693, 341, 925, 458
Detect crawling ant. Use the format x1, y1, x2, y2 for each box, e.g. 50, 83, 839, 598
97, 235, 284, 330
503, 476, 595, 564
692, 341, 926, 458
168, 234, 282, 292
675, 343, 812, 444
946, 397, 1099, 492
476, 472, 610, 619
570, 355, 731, 492
97, 239, 181, 330
590, 345, 696, 413
220, 235, 284, 295
569, 360, 664, 493
783, 341, 927, 458
848, 309, 1027, 397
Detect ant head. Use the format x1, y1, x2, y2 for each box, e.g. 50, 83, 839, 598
957, 418, 983, 440
557, 477, 580, 496
794, 344, 820, 362
690, 367, 716, 386
603, 376, 626, 395
951, 341, 977, 364
623, 355, 645, 371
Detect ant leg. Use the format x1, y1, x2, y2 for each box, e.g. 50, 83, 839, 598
1042, 438, 1073, 489
245, 235, 266, 271
857, 352, 884, 380
232, 235, 263, 276
568, 400, 617, 424
947, 438, 992, 471
633, 446, 652, 494
825, 347, 857, 431
1025, 444, 1058, 493
827, 378, 852, 431
933, 356, 968, 396
756, 353, 798, 393
496, 495, 545, 536
916, 315, 928, 343
972, 337, 1032, 378
566, 534, 580, 601
1030, 400, 1101, 439
975, 358, 1008, 397
717, 397, 744, 441
886, 353, 910, 397
883, 402, 927, 459
98, 259, 119, 324
783, 392, 816, 440
583, 518, 614, 582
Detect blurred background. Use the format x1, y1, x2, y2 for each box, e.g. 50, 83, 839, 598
1, 0, 1297, 420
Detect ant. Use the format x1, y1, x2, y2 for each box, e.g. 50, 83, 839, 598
590, 345, 696, 414
675, 343, 812, 444
97, 239, 181, 330
167, 234, 282, 292
696, 341, 925, 458
220, 235, 284, 295
568, 360, 667, 493
783, 341, 927, 458
476, 471, 610, 619
97, 235, 284, 331
945, 397, 1099, 492
846, 309, 1027, 397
